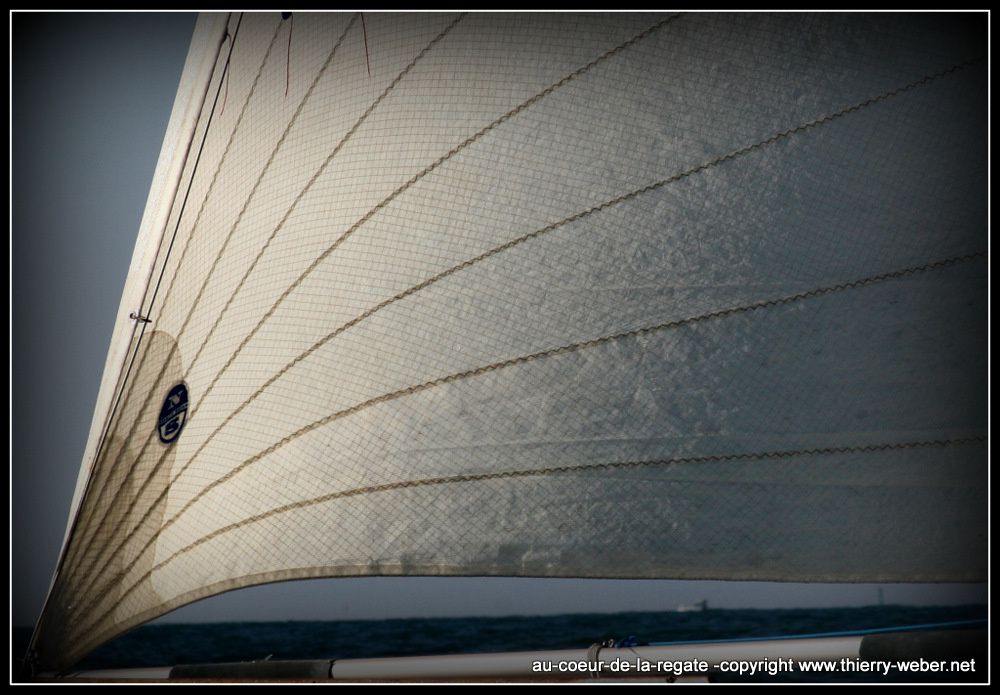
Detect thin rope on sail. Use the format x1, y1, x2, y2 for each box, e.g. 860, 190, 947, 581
134, 12, 248, 331
82, 13, 244, 466
58, 13, 361, 582
38, 11, 246, 625
59, 14, 457, 591
64, 249, 985, 625
27, 14, 249, 671
72, 435, 987, 645
61, 15, 285, 576
182, 13, 466, 376
62, 51, 982, 601
58, 14, 357, 583
61, 13, 668, 586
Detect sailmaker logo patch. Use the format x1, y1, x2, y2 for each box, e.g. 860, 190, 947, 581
158, 383, 189, 444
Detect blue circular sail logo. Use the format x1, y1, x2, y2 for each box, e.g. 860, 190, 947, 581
158, 383, 189, 444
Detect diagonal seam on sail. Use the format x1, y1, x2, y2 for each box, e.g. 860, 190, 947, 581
59, 14, 287, 577
73, 434, 987, 653
60, 12, 395, 580
60, 13, 678, 591
65, 248, 985, 632
61, 48, 984, 613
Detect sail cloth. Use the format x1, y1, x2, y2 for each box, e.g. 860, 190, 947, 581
34, 12, 986, 671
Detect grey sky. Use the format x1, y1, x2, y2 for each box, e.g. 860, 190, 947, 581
11, 11, 986, 631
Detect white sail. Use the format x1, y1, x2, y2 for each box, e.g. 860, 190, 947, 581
33, 12, 986, 672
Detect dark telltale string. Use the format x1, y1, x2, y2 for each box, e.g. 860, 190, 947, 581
219, 31, 231, 115
284, 13, 294, 97
361, 12, 371, 78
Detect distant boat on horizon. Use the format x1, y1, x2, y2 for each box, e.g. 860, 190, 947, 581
676, 600, 710, 613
